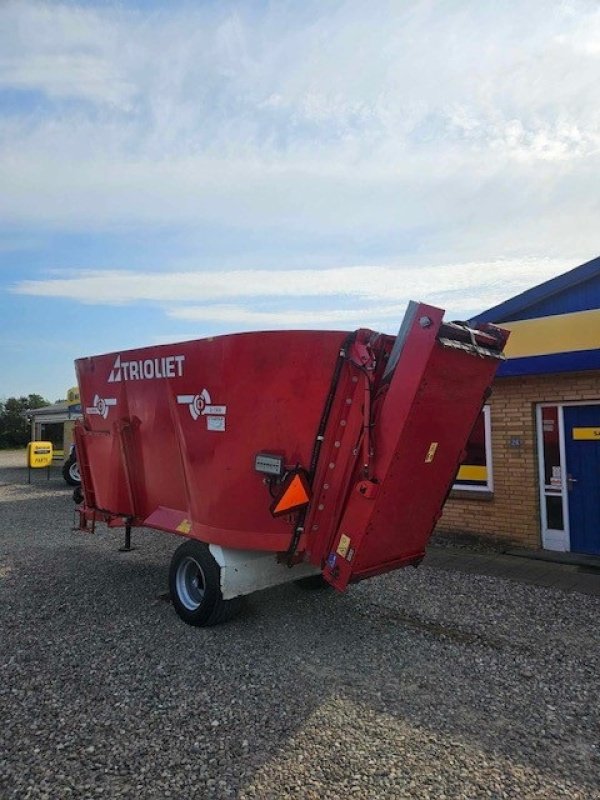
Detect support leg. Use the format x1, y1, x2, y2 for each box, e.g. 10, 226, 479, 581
119, 523, 134, 552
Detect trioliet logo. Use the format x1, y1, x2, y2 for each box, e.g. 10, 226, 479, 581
108, 354, 185, 383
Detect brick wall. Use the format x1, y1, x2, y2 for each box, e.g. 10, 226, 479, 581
437, 370, 600, 548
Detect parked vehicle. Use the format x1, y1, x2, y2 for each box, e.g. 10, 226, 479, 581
62, 443, 81, 486
72, 302, 508, 626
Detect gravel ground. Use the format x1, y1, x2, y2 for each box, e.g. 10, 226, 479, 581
1, 449, 599, 799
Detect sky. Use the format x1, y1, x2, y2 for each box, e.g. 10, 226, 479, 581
1, 0, 599, 402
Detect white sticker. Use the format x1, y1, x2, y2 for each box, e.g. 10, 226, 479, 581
204, 405, 227, 415
206, 415, 226, 432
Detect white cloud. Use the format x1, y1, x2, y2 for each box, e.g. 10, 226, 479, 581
0, 54, 136, 108
0, 2, 136, 107
2, 1, 599, 402
0, 0, 598, 262
11, 257, 577, 326
166, 303, 408, 327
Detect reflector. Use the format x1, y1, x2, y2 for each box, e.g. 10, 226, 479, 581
270, 471, 311, 517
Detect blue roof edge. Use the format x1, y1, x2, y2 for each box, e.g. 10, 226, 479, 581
470, 255, 600, 324
495, 348, 600, 377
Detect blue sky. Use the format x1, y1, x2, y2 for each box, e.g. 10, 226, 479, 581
1, 0, 599, 402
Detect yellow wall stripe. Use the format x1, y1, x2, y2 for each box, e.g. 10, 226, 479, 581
500, 308, 600, 359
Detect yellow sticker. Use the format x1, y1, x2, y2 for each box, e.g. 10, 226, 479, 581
425, 442, 438, 463
572, 427, 600, 440
336, 534, 351, 558
176, 519, 192, 534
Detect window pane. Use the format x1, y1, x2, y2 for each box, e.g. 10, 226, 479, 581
455, 409, 489, 489
541, 406, 561, 489
541, 405, 564, 531
546, 494, 564, 530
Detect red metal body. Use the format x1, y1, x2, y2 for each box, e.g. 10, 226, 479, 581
74, 302, 508, 591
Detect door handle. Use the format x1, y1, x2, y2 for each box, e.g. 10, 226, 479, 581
567, 474, 578, 490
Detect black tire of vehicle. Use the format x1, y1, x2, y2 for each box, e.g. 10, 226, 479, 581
62, 456, 81, 486
72, 486, 84, 504
294, 574, 332, 590
168, 540, 242, 627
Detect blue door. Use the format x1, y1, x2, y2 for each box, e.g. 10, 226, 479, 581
564, 405, 600, 555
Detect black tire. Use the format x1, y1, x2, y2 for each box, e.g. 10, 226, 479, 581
72, 485, 84, 505
169, 540, 241, 627
294, 574, 331, 590
62, 456, 81, 487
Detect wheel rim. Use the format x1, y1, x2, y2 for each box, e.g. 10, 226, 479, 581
175, 556, 206, 611
69, 461, 80, 482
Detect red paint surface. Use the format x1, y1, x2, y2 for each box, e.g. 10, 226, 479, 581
75, 307, 507, 587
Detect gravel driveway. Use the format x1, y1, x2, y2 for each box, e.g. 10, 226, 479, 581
1, 449, 599, 799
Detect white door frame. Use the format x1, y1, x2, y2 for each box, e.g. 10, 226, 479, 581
536, 400, 600, 552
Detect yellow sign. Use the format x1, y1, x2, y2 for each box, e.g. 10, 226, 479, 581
27, 441, 54, 468
572, 427, 600, 441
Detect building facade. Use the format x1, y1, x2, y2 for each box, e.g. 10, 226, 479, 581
28, 387, 82, 457
438, 256, 600, 556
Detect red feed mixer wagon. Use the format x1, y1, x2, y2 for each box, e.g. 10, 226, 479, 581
73, 302, 508, 627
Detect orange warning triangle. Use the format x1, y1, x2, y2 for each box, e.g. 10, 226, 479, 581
270, 473, 311, 517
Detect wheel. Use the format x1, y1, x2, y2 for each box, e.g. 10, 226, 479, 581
294, 574, 332, 590
72, 485, 84, 505
168, 540, 241, 627
62, 456, 81, 486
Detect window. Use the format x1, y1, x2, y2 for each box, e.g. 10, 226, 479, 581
453, 406, 493, 492
539, 405, 564, 531
40, 422, 64, 451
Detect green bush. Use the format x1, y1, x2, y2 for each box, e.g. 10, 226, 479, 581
0, 395, 49, 449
